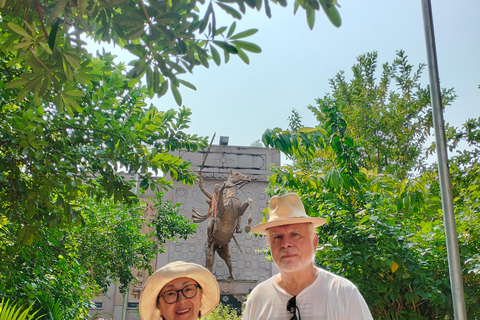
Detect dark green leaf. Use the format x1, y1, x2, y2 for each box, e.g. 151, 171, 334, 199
213, 41, 238, 54
231, 40, 261, 53
236, 48, 249, 64
216, 3, 242, 19
171, 84, 182, 106
48, 19, 61, 50
319, 0, 342, 27
210, 45, 221, 66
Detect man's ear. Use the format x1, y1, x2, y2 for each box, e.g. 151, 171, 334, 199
313, 233, 319, 250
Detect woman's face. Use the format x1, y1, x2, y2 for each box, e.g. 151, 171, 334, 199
157, 277, 202, 320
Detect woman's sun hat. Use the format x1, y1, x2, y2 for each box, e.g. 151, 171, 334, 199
251, 193, 327, 235
139, 261, 219, 320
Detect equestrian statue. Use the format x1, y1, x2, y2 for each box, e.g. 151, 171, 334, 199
192, 169, 253, 279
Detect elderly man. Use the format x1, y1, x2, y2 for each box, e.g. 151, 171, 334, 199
242, 193, 373, 320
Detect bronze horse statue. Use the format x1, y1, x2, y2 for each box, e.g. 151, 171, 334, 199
192, 170, 253, 279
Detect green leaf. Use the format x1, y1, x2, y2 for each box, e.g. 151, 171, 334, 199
216, 3, 242, 19
236, 48, 249, 64
227, 21, 237, 38
157, 80, 169, 98
306, 6, 315, 30
210, 45, 221, 66
63, 51, 82, 69
213, 26, 227, 36
65, 90, 85, 97
199, 2, 213, 33
171, 84, 182, 106
231, 40, 261, 53
48, 19, 61, 50
178, 79, 197, 91
229, 28, 258, 40
319, 0, 342, 27
213, 41, 238, 54
264, 0, 272, 18
5, 77, 30, 88
8, 22, 33, 39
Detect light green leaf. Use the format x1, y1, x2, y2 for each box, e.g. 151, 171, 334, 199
227, 21, 237, 38
213, 26, 227, 37
229, 28, 258, 40
306, 6, 315, 30
5, 77, 30, 88
65, 90, 85, 97
8, 22, 33, 39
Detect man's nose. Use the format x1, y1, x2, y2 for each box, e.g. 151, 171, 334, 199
280, 237, 292, 248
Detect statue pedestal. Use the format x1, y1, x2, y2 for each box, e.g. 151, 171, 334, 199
218, 279, 258, 306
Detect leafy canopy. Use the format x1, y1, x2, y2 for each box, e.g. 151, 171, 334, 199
1, 0, 341, 107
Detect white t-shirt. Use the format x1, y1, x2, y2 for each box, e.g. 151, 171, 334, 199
242, 267, 373, 320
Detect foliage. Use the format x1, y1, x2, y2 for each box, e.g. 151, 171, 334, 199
0, 191, 195, 319
0, 299, 41, 320
0, 51, 206, 244
35, 294, 63, 320
261, 52, 479, 319
153, 193, 197, 252
1, 0, 340, 107
202, 303, 242, 320
307, 51, 456, 179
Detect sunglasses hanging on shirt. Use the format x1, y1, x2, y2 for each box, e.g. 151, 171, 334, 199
287, 296, 301, 320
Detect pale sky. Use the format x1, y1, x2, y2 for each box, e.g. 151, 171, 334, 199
91, 0, 480, 150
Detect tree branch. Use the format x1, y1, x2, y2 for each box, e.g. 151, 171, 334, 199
35, 0, 49, 40
29, 47, 50, 72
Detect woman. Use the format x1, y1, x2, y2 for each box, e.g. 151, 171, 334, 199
139, 261, 220, 320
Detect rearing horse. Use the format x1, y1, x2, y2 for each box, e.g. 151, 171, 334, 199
193, 170, 253, 279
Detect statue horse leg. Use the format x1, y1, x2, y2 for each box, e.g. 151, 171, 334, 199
244, 198, 254, 233
217, 244, 235, 280
205, 218, 215, 272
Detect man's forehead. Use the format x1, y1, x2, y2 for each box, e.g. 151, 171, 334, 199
267, 223, 310, 233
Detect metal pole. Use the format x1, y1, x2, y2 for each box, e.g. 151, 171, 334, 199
420, 1, 467, 319
121, 173, 140, 320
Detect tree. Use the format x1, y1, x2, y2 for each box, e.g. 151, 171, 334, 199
307, 51, 456, 179
0, 53, 205, 243
0, 190, 196, 318
1, 50, 203, 318
261, 52, 480, 319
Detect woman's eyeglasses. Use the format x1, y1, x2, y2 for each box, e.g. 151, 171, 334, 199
159, 284, 201, 304
287, 296, 301, 320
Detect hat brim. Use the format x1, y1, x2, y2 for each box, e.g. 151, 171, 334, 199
251, 216, 327, 235
139, 262, 219, 320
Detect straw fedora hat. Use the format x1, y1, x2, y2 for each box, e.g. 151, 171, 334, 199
139, 261, 219, 320
251, 193, 327, 235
